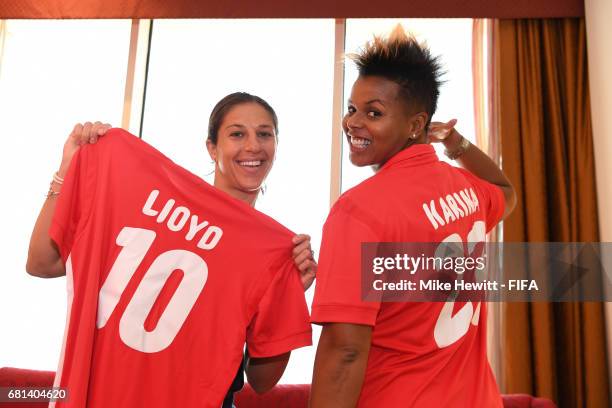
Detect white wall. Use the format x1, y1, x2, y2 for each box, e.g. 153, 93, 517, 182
585, 0, 612, 397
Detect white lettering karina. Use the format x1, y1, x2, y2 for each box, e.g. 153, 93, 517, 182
422, 188, 480, 230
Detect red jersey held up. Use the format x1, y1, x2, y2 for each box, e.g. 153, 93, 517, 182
311, 144, 505, 407
49, 129, 312, 408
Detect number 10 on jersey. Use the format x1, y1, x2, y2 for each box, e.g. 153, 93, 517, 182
96, 227, 208, 353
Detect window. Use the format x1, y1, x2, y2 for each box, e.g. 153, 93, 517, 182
0, 19, 132, 370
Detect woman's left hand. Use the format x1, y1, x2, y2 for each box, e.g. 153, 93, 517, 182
292, 234, 317, 291
427, 119, 458, 143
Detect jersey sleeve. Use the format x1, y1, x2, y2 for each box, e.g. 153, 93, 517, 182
49, 146, 97, 261
457, 168, 505, 233
311, 201, 381, 326
246, 257, 312, 358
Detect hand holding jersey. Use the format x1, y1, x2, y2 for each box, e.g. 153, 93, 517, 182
29, 120, 317, 288
27, 97, 318, 407
47, 130, 312, 407
292, 234, 317, 291
59, 122, 112, 177
26, 121, 111, 279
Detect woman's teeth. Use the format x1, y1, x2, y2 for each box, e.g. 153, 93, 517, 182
238, 160, 262, 167
350, 136, 371, 149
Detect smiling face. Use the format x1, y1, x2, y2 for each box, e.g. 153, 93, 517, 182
206, 102, 277, 204
343, 75, 427, 170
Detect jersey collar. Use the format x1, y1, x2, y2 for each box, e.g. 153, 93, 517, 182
380, 144, 439, 171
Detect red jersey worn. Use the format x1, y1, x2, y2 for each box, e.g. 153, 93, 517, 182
49, 129, 311, 408
311, 145, 505, 407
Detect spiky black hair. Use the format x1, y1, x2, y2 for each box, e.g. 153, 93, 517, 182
347, 25, 444, 125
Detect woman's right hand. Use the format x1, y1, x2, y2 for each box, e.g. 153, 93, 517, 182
59, 121, 112, 177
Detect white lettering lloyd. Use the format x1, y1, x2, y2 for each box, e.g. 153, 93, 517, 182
141, 189, 223, 250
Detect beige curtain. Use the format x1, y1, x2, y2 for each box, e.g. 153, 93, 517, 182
472, 18, 504, 387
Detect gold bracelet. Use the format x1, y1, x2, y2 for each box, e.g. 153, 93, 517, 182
46, 179, 61, 199
53, 171, 65, 185
444, 136, 471, 160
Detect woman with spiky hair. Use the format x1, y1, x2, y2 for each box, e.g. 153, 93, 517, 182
310, 26, 516, 407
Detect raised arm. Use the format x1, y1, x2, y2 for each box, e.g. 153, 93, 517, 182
429, 119, 517, 219
26, 122, 111, 277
